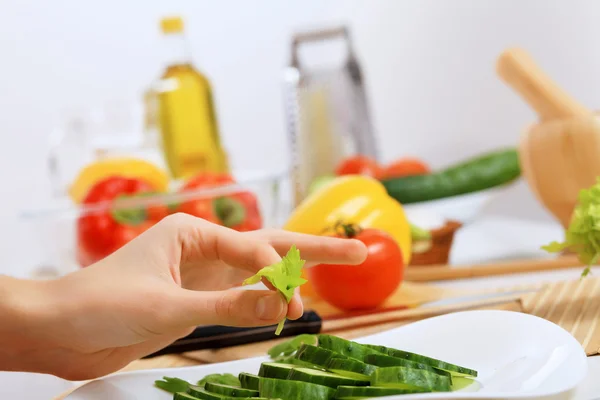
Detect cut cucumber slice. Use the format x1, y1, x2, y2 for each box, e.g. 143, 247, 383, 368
365, 344, 477, 377
259, 377, 336, 400
451, 376, 478, 392
187, 385, 235, 399
239, 373, 260, 391
335, 385, 426, 398
326, 357, 377, 380
317, 335, 382, 361
295, 344, 343, 366
204, 382, 259, 397
371, 366, 451, 392
364, 354, 451, 379
287, 367, 369, 389
258, 362, 297, 379
279, 355, 324, 370
174, 393, 199, 400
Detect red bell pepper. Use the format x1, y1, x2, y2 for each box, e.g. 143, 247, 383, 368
179, 173, 263, 232
76, 176, 170, 267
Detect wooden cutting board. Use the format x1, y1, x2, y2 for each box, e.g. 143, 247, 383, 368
301, 280, 471, 319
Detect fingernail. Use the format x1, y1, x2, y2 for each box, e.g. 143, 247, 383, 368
256, 294, 285, 320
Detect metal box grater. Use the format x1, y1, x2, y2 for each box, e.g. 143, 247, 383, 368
283, 25, 380, 206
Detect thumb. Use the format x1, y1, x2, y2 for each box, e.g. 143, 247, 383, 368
168, 288, 288, 328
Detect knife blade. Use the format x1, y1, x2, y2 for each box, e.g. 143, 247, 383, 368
143, 310, 322, 358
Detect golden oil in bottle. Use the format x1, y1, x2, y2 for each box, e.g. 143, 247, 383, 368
154, 16, 228, 179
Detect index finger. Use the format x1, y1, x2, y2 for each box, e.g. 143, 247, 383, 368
250, 230, 368, 265
166, 213, 282, 274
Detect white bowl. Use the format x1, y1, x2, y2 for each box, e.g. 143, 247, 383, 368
403, 186, 506, 225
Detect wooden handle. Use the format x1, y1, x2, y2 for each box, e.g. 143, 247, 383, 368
496, 48, 589, 121
405, 255, 583, 282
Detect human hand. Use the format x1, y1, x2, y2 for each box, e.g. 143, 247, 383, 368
1, 214, 367, 380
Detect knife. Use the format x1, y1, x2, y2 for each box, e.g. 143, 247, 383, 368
143, 288, 537, 358
144, 310, 322, 358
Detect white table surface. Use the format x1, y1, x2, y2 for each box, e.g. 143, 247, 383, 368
1, 215, 599, 399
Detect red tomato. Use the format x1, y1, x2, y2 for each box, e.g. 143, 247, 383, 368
76, 176, 163, 267
382, 158, 430, 179
308, 227, 404, 311
335, 155, 383, 179
179, 172, 263, 231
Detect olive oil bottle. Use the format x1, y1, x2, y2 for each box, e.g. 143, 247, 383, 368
154, 16, 228, 179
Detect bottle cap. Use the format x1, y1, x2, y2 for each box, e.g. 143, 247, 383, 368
160, 16, 184, 34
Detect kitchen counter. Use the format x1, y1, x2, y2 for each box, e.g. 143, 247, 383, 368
1, 215, 599, 399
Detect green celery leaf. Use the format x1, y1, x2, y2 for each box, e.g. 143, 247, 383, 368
154, 376, 190, 393
197, 373, 240, 387
243, 245, 307, 334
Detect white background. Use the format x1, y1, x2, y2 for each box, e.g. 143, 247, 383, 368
2, 0, 600, 270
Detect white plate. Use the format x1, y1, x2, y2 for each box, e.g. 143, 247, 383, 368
67, 310, 587, 400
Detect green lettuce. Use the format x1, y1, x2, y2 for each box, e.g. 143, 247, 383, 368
542, 177, 600, 277
243, 245, 307, 334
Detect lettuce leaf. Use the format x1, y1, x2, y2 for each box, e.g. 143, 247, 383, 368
542, 178, 600, 277
243, 245, 307, 334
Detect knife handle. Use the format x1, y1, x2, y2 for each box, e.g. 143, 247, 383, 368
144, 311, 322, 358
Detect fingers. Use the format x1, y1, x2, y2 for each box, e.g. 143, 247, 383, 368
164, 213, 282, 273
250, 229, 368, 265
287, 289, 304, 320
169, 288, 289, 328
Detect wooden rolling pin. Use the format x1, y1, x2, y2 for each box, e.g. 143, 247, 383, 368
496, 47, 590, 121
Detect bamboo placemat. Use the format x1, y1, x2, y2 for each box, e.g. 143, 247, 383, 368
521, 276, 600, 356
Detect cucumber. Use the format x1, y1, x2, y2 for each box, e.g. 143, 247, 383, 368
364, 344, 477, 377
204, 382, 259, 397
258, 362, 297, 379
187, 385, 235, 399
278, 355, 324, 370
325, 358, 377, 380
382, 148, 520, 204
364, 354, 451, 379
371, 366, 451, 392
287, 367, 369, 388
317, 335, 382, 361
239, 373, 260, 391
174, 393, 200, 400
295, 344, 343, 366
259, 377, 336, 400
335, 385, 426, 398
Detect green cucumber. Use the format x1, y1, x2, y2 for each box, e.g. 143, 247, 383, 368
258, 362, 297, 379
317, 335, 382, 361
259, 377, 336, 400
187, 385, 234, 399
382, 148, 521, 204
371, 366, 451, 392
197, 373, 241, 387
174, 393, 199, 400
295, 344, 344, 366
364, 354, 451, 379
204, 382, 259, 397
335, 385, 426, 398
287, 367, 369, 388
325, 358, 377, 380
365, 344, 477, 377
239, 373, 260, 391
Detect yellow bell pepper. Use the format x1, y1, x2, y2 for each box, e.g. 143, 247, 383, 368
284, 175, 412, 298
